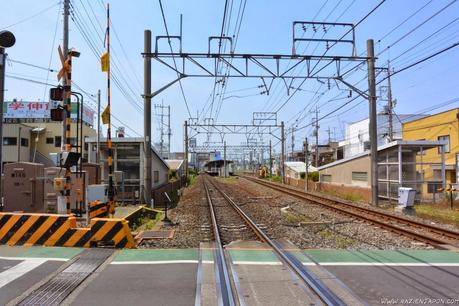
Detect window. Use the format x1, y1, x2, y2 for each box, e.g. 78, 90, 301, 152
55, 136, 61, 148
321, 174, 331, 182
3, 137, 17, 146
352, 171, 368, 181
438, 135, 450, 153
21, 138, 29, 147
46, 137, 54, 144
154, 170, 159, 183
363, 141, 371, 151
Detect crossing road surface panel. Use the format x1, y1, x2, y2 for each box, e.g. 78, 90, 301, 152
0, 245, 458, 305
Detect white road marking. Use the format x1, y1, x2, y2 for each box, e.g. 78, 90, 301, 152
0, 256, 67, 262
0, 260, 46, 289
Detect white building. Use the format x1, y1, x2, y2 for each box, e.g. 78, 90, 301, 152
85, 137, 169, 202
340, 114, 426, 158
284, 161, 318, 179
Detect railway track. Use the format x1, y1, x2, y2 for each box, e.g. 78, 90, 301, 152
241, 175, 459, 249
203, 176, 349, 306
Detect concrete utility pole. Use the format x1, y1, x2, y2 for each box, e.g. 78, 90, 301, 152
61, 0, 69, 148
223, 140, 227, 177
314, 106, 319, 167
168, 105, 171, 158
281, 121, 285, 183
269, 139, 272, 176
184, 120, 188, 179
387, 61, 394, 142
96, 89, 101, 165
144, 30, 152, 205
291, 128, 294, 161
367, 39, 378, 207
304, 137, 308, 192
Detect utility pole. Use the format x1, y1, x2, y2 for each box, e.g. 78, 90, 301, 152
326, 127, 331, 144
313, 107, 319, 167
387, 61, 394, 142
184, 120, 188, 179
168, 105, 171, 158
281, 121, 285, 183
291, 128, 294, 161
304, 137, 308, 192
144, 30, 152, 206
223, 140, 227, 178
96, 89, 101, 165
269, 139, 272, 176
367, 39, 378, 207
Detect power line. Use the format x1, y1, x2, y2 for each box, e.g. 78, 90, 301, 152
158, 0, 192, 118
0, 2, 60, 30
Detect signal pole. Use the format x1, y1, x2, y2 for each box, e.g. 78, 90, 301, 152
61, 0, 69, 148
96, 89, 101, 164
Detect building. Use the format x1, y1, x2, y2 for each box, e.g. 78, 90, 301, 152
86, 137, 169, 202
2, 123, 33, 165
2, 101, 96, 166
285, 161, 318, 179
403, 108, 459, 188
341, 113, 426, 158
318, 140, 446, 202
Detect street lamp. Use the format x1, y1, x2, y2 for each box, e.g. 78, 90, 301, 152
0, 30, 16, 207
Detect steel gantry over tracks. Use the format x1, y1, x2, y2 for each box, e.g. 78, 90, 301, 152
143, 19, 380, 205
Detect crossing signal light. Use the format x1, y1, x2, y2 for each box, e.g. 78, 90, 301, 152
50, 87, 64, 101
50, 108, 64, 121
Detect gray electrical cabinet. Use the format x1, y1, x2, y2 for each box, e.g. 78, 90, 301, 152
4, 162, 45, 213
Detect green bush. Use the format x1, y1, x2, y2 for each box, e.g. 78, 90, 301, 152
308, 171, 319, 182
300, 172, 306, 179
169, 170, 177, 181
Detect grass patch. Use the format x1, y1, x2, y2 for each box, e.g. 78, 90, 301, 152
130, 212, 163, 231
324, 189, 363, 203
319, 229, 334, 240
415, 204, 459, 226
187, 174, 198, 187
283, 213, 312, 224
266, 175, 282, 183
336, 237, 354, 248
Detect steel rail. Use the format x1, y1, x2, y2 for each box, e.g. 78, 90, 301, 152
206, 177, 345, 306
203, 180, 236, 306
241, 176, 459, 248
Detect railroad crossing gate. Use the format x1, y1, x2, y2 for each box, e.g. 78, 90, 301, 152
0, 212, 135, 248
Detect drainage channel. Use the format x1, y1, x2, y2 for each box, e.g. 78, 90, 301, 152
16, 248, 114, 306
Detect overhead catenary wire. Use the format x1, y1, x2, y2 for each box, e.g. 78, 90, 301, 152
158, 0, 192, 118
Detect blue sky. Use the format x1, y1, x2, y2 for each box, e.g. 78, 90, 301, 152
1, 0, 458, 154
